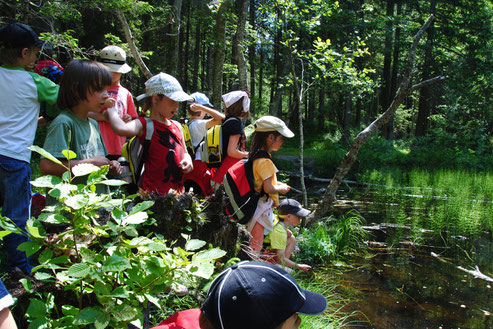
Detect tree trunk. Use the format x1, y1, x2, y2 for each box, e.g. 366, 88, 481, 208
415, 1, 436, 137
381, 0, 394, 140
259, 45, 264, 105
249, 0, 256, 100
169, 0, 183, 77
192, 15, 201, 92
233, 0, 249, 92
343, 93, 352, 140
212, 0, 232, 108
116, 10, 152, 79
307, 15, 443, 224
182, 1, 191, 90
387, 0, 403, 139
317, 87, 325, 130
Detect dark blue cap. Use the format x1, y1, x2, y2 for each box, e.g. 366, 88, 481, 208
201, 261, 327, 329
0, 22, 52, 50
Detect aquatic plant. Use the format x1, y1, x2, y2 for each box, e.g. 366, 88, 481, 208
298, 211, 368, 264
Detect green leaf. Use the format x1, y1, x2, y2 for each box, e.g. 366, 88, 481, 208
188, 261, 215, 279
100, 179, 127, 186
48, 183, 77, 199
102, 255, 131, 272
26, 224, 44, 239
34, 272, 53, 281
20, 278, 33, 292
112, 304, 137, 322
18, 241, 42, 257
185, 239, 206, 251
95, 311, 110, 329
27, 317, 49, 329
66, 263, 91, 278
28, 145, 63, 166
31, 175, 62, 188
26, 299, 47, 318
194, 248, 227, 261
38, 249, 54, 264
72, 163, 100, 177
123, 212, 147, 225
129, 201, 155, 215
106, 286, 129, 298
146, 242, 168, 252
62, 149, 77, 160
0, 230, 11, 238
64, 194, 89, 210
62, 305, 79, 316
38, 213, 69, 224
75, 307, 101, 325
144, 293, 161, 309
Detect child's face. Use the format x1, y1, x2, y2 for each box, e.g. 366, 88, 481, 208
270, 134, 285, 152
156, 95, 179, 119
111, 72, 122, 85
22, 47, 40, 71
277, 314, 301, 329
285, 214, 301, 227
83, 87, 110, 112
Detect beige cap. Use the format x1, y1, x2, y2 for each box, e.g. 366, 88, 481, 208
254, 116, 294, 138
99, 45, 131, 73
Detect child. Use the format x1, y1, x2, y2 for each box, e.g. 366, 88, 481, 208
246, 116, 294, 253
0, 22, 59, 274
89, 45, 138, 160
151, 261, 327, 329
40, 60, 122, 189
210, 90, 250, 188
183, 92, 225, 196
263, 198, 312, 273
105, 72, 193, 195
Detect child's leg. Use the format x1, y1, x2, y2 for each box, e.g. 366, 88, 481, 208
250, 222, 265, 253
284, 229, 296, 259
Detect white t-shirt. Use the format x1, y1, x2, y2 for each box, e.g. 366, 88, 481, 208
188, 119, 207, 160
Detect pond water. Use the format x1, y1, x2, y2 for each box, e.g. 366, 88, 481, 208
303, 185, 493, 328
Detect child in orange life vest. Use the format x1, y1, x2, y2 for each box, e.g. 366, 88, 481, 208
246, 116, 294, 253
105, 73, 193, 195
183, 92, 225, 196
210, 91, 250, 188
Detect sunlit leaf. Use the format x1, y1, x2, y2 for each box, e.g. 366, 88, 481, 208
185, 239, 206, 251
102, 255, 131, 272
67, 263, 90, 278
18, 241, 42, 257
129, 201, 155, 215
31, 175, 62, 188
72, 163, 100, 177
62, 149, 77, 160
122, 212, 147, 225
194, 248, 227, 261
28, 145, 63, 166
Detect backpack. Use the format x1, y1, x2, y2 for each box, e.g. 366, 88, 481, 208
199, 117, 236, 168
182, 121, 195, 159
120, 118, 154, 191
223, 151, 271, 224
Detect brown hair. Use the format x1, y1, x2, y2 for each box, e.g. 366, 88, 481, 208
57, 60, 112, 110
249, 130, 281, 157
225, 96, 251, 119
0, 46, 36, 65
142, 94, 164, 111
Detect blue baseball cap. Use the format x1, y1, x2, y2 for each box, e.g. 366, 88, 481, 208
201, 261, 327, 329
188, 92, 213, 107
0, 22, 52, 50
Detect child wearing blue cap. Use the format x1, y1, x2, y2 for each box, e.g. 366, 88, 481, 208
183, 92, 225, 196
151, 261, 327, 329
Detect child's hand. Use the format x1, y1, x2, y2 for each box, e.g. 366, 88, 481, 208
109, 160, 123, 176
277, 182, 291, 194
189, 103, 202, 114
92, 156, 111, 167
179, 158, 193, 174
104, 98, 116, 109
297, 264, 312, 272
122, 114, 132, 123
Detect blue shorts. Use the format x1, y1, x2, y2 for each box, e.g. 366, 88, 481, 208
0, 154, 33, 274
0, 278, 14, 311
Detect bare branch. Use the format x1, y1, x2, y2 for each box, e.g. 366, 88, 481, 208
407, 76, 445, 95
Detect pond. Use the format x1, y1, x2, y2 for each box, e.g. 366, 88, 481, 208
301, 182, 493, 328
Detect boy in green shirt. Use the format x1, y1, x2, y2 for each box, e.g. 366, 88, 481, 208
263, 198, 312, 273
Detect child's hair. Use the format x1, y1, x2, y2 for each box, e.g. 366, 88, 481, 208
57, 60, 112, 110
249, 130, 281, 156
142, 94, 164, 111
225, 96, 251, 119
0, 46, 36, 65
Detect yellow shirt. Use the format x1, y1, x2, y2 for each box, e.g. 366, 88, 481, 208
264, 220, 287, 250
253, 157, 279, 205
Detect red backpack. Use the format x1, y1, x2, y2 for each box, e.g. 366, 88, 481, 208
224, 151, 271, 224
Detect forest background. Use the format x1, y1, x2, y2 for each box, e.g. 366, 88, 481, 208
1, 0, 492, 183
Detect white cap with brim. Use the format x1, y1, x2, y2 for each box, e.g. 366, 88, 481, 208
254, 115, 295, 138
99, 45, 131, 74
136, 72, 192, 102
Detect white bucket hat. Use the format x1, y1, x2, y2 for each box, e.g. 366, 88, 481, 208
99, 45, 131, 74
136, 73, 192, 102
254, 115, 294, 138
222, 90, 250, 112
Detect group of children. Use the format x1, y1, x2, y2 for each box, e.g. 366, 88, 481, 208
1, 21, 310, 288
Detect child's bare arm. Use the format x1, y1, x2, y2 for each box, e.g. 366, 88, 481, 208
88, 111, 106, 122
104, 107, 143, 137
190, 103, 225, 129
263, 177, 291, 194
274, 249, 312, 272
179, 152, 194, 174
227, 134, 248, 159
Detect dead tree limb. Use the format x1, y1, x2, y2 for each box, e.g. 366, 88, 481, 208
307, 14, 445, 225
116, 10, 153, 79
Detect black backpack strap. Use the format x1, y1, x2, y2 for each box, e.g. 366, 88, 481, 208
137, 118, 153, 185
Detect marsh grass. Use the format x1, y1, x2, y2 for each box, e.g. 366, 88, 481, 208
360, 169, 493, 239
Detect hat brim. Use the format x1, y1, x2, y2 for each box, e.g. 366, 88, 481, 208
101, 62, 131, 74
279, 126, 294, 138
298, 290, 327, 315
136, 93, 147, 102
294, 208, 311, 218
166, 90, 193, 102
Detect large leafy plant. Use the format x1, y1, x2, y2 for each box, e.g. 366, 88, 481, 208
0, 146, 226, 329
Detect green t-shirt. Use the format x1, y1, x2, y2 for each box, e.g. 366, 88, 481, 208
264, 220, 287, 250
43, 111, 108, 193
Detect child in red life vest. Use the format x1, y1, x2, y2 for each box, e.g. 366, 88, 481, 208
105, 73, 193, 195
